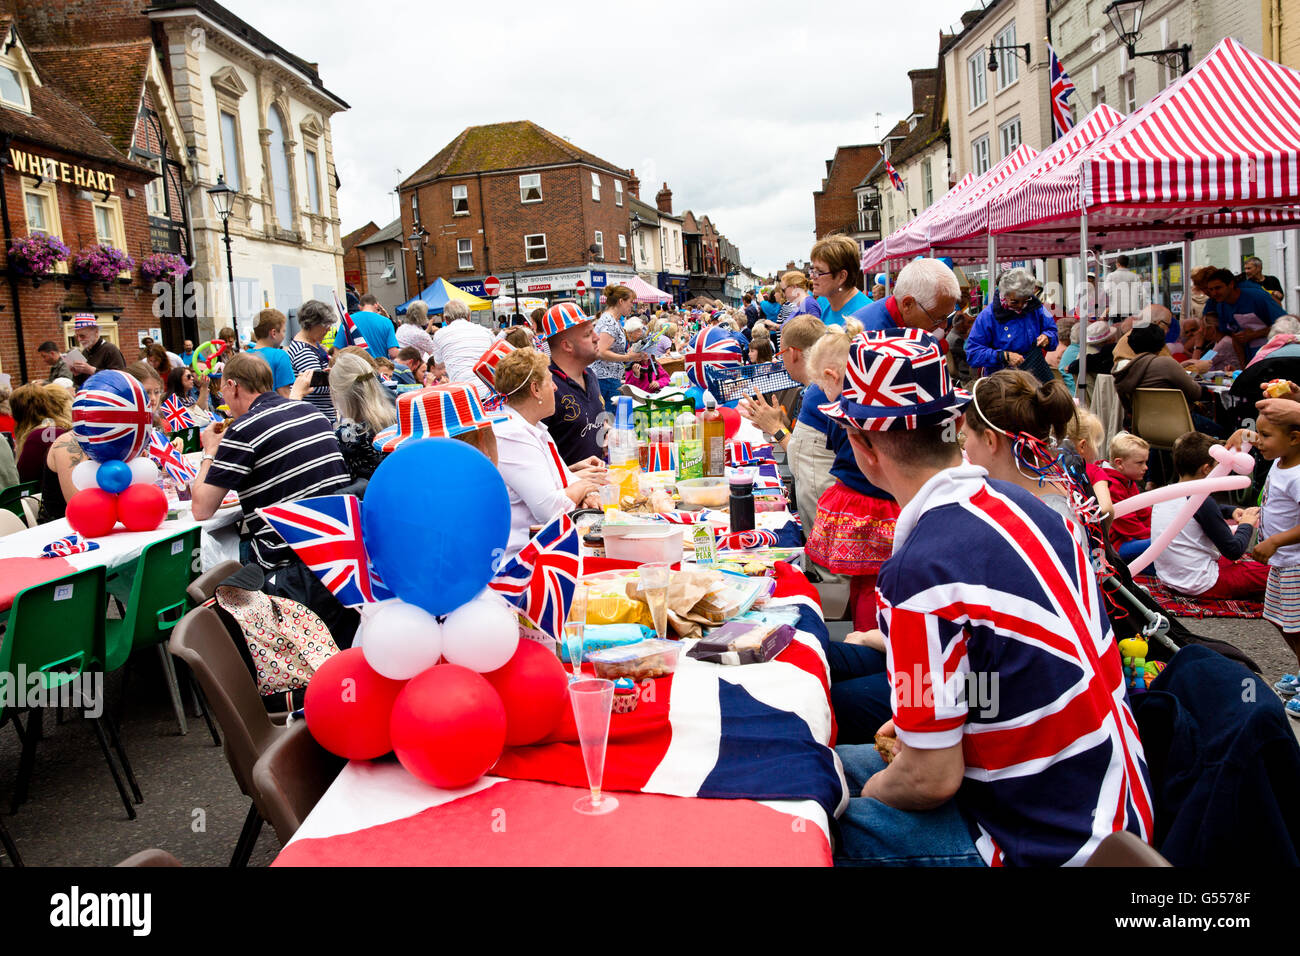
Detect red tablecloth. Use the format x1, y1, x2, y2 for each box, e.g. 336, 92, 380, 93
0, 556, 75, 612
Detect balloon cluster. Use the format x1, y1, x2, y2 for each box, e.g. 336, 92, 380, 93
66, 370, 168, 538
302, 439, 571, 789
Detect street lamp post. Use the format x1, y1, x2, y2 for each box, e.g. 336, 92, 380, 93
408, 226, 428, 300
206, 174, 238, 330
1104, 0, 1192, 74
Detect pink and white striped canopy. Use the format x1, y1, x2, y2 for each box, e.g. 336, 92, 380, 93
860, 172, 977, 272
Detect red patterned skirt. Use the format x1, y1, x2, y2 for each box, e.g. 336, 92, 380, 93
805, 482, 900, 575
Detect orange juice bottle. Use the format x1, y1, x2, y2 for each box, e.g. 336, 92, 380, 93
700, 390, 726, 478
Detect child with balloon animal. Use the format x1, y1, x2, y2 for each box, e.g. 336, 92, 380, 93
1149, 431, 1265, 601
1250, 409, 1300, 678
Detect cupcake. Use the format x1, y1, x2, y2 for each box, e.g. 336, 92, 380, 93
612, 677, 639, 714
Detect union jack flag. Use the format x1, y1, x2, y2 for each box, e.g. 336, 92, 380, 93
726, 441, 775, 465
713, 528, 779, 551
160, 395, 196, 432
41, 534, 100, 557
646, 441, 676, 471
879, 471, 1152, 866
148, 429, 199, 483
488, 513, 581, 641
258, 495, 395, 608
824, 328, 956, 432
71, 371, 153, 462
334, 291, 369, 351
684, 326, 742, 389
1049, 43, 1077, 141
885, 158, 904, 192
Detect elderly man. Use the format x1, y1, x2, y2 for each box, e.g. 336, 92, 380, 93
1204, 268, 1287, 366
964, 267, 1059, 381
1238, 255, 1284, 303
850, 258, 962, 337
191, 353, 349, 569
828, 329, 1152, 866
431, 299, 494, 399
397, 300, 438, 359
341, 293, 400, 359
68, 314, 126, 388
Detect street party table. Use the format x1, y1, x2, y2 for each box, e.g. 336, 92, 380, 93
273, 564, 845, 866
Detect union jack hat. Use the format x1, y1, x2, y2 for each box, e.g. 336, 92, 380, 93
539, 301, 592, 339
820, 328, 970, 432
73, 313, 98, 329
474, 338, 516, 392
371, 383, 507, 452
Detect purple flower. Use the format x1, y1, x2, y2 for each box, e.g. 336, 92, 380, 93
72, 243, 135, 283
140, 252, 190, 283
8, 232, 70, 275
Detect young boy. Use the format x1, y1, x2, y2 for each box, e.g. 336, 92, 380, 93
1151, 431, 1265, 600
1251, 415, 1300, 703
1091, 432, 1152, 562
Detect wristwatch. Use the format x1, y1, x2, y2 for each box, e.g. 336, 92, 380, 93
772, 427, 789, 443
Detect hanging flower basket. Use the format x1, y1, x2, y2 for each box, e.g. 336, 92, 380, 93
72, 243, 135, 285
140, 252, 190, 285
8, 231, 70, 278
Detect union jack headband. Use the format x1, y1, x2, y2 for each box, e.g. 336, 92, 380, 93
819, 328, 970, 432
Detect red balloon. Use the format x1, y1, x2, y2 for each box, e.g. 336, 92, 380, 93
116, 482, 168, 531
66, 488, 118, 538
719, 405, 742, 440
305, 648, 405, 760
390, 664, 506, 789
483, 638, 569, 746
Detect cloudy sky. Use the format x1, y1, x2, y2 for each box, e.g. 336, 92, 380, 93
222, 0, 981, 275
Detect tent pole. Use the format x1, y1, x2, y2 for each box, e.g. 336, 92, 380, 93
987, 233, 997, 307
1181, 235, 1192, 328
884, 258, 891, 295
1077, 211, 1089, 402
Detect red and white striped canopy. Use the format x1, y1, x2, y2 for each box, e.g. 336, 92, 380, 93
861, 172, 977, 272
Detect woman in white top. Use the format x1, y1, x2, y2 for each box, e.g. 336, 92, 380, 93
493, 348, 602, 559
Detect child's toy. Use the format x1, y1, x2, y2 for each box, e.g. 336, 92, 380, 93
1118, 637, 1164, 691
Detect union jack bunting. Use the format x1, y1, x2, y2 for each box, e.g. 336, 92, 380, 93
257, 495, 395, 607
885, 158, 905, 192
1049, 44, 1077, 141
334, 290, 369, 351
160, 395, 196, 432
71, 371, 153, 462
147, 429, 198, 484
488, 513, 581, 641
726, 441, 775, 465
820, 328, 969, 432
684, 326, 742, 389
41, 534, 100, 557
713, 528, 779, 551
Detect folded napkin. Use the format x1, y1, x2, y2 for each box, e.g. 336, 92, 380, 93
41, 534, 101, 558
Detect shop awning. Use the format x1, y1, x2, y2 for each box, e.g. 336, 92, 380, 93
396, 277, 493, 315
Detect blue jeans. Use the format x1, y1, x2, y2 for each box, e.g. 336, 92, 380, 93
826, 643, 893, 746
598, 375, 623, 415
834, 746, 984, 866
1118, 538, 1151, 563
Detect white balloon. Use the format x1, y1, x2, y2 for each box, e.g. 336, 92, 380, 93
441, 592, 520, 673
128, 458, 159, 486
71, 459, 101, 490
360, 599, 444, 680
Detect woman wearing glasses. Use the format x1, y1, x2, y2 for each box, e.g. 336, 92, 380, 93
963, 267, 1060, 383
809, 235, 871, 327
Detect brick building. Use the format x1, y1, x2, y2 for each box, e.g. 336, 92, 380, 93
812, 143, 883, 250
341, 219, 377, 292
0, 15, 186, 383
397, 120, 637, 313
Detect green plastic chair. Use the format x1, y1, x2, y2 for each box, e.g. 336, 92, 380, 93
0, 565, 140, 819
0, 480, 38, 521
104, 527, 210, 737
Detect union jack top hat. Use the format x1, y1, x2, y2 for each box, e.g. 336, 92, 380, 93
73, 313, 98, 330
539, 301, 592, 339
474, 338, 515, 392
372, 383, 507, 452
820, 328, 971, 432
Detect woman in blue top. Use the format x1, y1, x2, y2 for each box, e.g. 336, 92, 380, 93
810, 235, 871, 327
964, 267, 1059, 382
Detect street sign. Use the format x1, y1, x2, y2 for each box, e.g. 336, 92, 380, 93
575, 280, 586, 295
483, 275, 501, 297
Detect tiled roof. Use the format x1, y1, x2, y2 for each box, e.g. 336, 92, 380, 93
401, 120, 628, 188
356, 217, 403, 247
0, 71, 150, 174
27, 39, 152, 155
628, 195, 659, 224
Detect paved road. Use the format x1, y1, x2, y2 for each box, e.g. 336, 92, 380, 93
0, 613, 1291, 867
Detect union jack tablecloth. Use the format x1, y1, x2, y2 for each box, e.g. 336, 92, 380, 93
273, 563, 845, 866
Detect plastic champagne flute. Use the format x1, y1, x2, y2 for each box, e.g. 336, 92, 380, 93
638, 562, 671, 641
569, 677, 618, 815
565, 584, 589, 680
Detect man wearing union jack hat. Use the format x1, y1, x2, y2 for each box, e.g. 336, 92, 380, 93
827, 329, 1152, 867
69, 314, 125, 389
540, 301, 611, 471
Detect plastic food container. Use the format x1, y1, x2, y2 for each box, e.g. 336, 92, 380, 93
602, 525, 683, 564
676, 476, 730, 509
590, 639, 682, 680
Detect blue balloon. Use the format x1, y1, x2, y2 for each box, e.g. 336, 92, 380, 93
362, 438, 510, 617
874, 273, 888, 287
95, 459, 133, 494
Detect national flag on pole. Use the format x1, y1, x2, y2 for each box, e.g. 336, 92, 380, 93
488, 513, 580, 641
147, 429, 199, 483
258, 495, 395, 607
333, 290, 369, 351
1049, 43, 1077, 140
885, 159, 904, 192
160, 395, 196, 432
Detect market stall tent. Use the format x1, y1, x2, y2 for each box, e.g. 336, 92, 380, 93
396, 278, 493, 315
623, 275, 672, 303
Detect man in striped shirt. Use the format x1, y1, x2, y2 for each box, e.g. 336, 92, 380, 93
191, 352, 350, 569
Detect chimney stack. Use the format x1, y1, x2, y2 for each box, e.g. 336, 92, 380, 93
627, 168, 640, 200
656, 182, 673, 214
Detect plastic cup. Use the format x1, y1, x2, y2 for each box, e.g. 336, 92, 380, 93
638, 562, 671, 640
569, 678, 618, 815
565, 584, 588, 680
